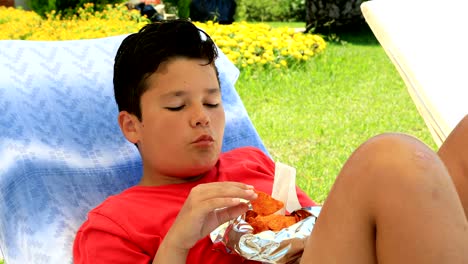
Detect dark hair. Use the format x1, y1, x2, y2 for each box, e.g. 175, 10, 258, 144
113, 19, 219, 120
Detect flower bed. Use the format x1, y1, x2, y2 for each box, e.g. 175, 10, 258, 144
0, 4, 148, 40
0, 4, 326, 68
196, 21, 326, 69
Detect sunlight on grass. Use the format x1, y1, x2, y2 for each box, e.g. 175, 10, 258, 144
263, 21, 305, 28
236, 34, 435, 203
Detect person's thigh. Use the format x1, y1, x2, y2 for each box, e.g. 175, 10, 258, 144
438, 114, 468, 218
301, 133, 468, 264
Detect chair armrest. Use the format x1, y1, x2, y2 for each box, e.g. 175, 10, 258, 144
361, 0, 468, 146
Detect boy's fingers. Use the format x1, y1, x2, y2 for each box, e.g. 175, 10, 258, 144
213, 203, 250, 225
191, 182, 256, 199
193, 182, 253, 193
184, 182, 257, 219
195, 196, 250, 217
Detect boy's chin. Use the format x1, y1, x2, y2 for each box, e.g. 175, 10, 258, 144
178, 160, 218, 178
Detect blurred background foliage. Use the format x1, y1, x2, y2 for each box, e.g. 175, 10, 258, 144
14, 0, 369, 32
0, 5, 326, 70
235, 0, 305, 22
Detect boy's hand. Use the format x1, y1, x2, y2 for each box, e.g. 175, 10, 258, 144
159, 182, 257, 255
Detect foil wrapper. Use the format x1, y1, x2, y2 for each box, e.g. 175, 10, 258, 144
210, 206, 322, 263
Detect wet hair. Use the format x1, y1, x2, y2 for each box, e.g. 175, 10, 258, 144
113, 19, 219, 120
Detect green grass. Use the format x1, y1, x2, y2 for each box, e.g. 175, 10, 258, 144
263, 21, 306, 28
235, 27, 436, 204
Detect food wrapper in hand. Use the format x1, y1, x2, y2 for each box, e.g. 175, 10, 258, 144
210, 162, 322, 263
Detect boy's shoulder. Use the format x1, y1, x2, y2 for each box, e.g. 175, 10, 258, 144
89, 188, 138, 217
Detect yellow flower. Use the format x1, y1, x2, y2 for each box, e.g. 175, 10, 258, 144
0, 9, 327, 69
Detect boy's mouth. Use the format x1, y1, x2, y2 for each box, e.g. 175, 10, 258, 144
192, 134, 214, 144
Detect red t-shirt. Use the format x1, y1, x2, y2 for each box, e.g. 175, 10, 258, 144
73, 147, 315, 263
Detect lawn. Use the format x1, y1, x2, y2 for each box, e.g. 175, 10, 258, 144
235, 25, 436, 203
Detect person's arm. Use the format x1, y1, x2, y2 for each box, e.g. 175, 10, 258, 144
152, 234, 189, 263
152, 181, 257, 264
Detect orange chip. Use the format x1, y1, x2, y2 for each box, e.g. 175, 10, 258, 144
259, 214, 297, 231
245, 210, 258, 221
245, 191, 314, 233
250, 190, 284, 216
291, 209, 312, 222
248, 216, 270, 233
245, 190, 307, 234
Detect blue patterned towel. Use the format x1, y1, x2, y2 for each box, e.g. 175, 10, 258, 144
0, 34, 267, 264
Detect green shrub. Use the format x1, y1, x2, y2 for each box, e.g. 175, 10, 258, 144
163, 0, 190, 18
304, 0, 369, 32
28, 0, 57, 17
28, 0, 122, 17
235, 0, 305, 22
289, 0, 305, 21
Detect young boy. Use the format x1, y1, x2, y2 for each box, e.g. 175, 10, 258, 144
73, 20, 315, 263
74, 20, 468, 263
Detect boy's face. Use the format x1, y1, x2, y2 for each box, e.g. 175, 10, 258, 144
120, 57, 225, 185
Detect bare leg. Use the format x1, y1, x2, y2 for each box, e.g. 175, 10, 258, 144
438, 114, 468, 218
300, 133, 468, 264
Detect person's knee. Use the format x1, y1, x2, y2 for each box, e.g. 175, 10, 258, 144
351, 133, 442, 180
327, 133, 447, 220
365, 132, 435, 157
460, 114, 468, 126
450, 114, 468, 137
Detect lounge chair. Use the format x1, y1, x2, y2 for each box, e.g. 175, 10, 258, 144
0, 34, 267, 263
361, 0, 468, 146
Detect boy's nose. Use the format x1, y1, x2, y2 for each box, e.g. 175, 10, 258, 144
190, 107, 210, 127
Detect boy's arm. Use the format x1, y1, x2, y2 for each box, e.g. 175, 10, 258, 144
152, 181, 257, 263
152, 233, 189, 263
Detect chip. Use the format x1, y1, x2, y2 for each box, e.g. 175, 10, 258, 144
245, 191, 312, 234
250, 190, 284, 216
257, 214, 297, 231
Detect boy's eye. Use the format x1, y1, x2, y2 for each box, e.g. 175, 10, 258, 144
205, 103, 219, 108
165, 106, 185, 111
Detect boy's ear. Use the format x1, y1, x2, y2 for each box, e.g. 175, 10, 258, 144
118, 111, 141, 144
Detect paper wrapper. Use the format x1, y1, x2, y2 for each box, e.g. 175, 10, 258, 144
210, 162, 322, 263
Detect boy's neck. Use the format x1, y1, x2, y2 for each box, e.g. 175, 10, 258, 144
138, 174, 205, 187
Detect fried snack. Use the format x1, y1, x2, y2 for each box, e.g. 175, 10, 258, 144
246, 211, 270, 233
258, 214, 297, 231
245, 210, 258, 222
291, 209, 312, 222
250, 190, 284, 216
246, 191, 313, 234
